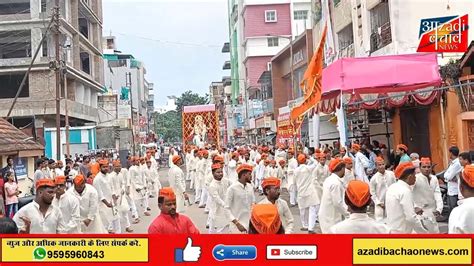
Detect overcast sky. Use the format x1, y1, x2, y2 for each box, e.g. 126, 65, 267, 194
102, 0, 230, 107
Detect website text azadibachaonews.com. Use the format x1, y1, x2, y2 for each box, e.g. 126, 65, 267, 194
356, 247, 470, 256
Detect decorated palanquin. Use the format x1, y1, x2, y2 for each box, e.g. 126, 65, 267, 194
182, 104, 220, 148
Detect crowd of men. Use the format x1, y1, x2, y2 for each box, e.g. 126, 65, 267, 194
0, 142, 473, 235
155, 142, 473, 234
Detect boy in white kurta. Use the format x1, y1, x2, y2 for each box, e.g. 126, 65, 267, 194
129, 158, 150, 217
68, 175, 107, 233
312, 152, 330, 206
168, 155, 189, 213
449, 165, 474, 234
258, 177, 294, 234
225, 164, 255, 233
194, 152, 204, 203
369, 157, 396, 222
413, 157, 443, 233
385, 162, 424, 233
93, 160, 121, 233
52, 176, 81, 233
110, 161, 134, 232
286, 151, 298, 206
318, 158, 350, 234
208, 163, 231, 233
294, 154, 319, 233
329, 180, 389, 234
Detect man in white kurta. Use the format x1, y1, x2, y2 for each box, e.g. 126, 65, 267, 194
145, 160, 161, 199
198, 151, 212, 209
329, 180, 389, 234
189, 150, 198, 190
413, 157, 443, 233
185, 148, 192, 181
168, 155, 189, 213
319, 158, 350, 233
258, 177, 294, 234
385, 162, 424, 233
109, 161, 134, 232
68, 175, 106, 233
122, 161, 139, 223
449, 165, 474, 234
13, 179, 67, 234
130, 158, 150, 216
342, 157, 355, 188
52, 176, 81, 233
294, 154, 319, 233
225, 164, 255, 233
93, 161, 121, 233
194, 152, 204, 203
351, 144, 370, 183
208, 164, 231, 233
227, 154, 238, 184
312, 153, 330, 207
286, 151, 298, 206
369, 157, 396, 222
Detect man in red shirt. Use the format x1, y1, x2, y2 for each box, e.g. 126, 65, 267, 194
148, 187, 199, 234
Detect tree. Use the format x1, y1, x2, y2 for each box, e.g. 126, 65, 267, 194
153, 110, 181, 143
175, 90, 209, 138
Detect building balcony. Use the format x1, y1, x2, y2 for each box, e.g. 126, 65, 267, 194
223, 61, 231, 70
262, 98, 274, 114
338, 43, 355, 58
459, 75, 474, 112
370, 21, 392, 53
222, 42, 230, 53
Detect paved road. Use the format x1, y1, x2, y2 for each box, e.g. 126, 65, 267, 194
124, 167, 448, 234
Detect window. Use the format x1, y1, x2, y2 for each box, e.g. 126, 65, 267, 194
294, 10, 308, 20
80, 51, 91, 74
42, 37, 48, 57
267, 37, 279, 47
0, 73, 29, 99
40, 0, 46, 13
0, 1, 30, 15
78, 18, 89, 39
265, 10, 277, 23
0, 30, 32, 59
369, 2, 392, 52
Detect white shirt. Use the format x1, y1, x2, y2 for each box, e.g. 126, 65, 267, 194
208, 178, 232, 228
275, 149, 287, 162
168, 164, 186, 194
413, 173, 443, 214
68, 184, 106, 233
225, 182, 255, 230
354, 152, 370, 183
343, 168, 355, 188
227, 159, 238, 183
286, 157, 298, 189
294, 163, 319, 208
318, 173, 349, 233
259, 197, 294, 234
385, 180, 422, 233
449, 197, 474, 234
444, 158, 462, 196
370, 170, 396, 206
93, 172, 115, 204
13, 201, 66, 234
329, 213, 390, 234
52, 192, 81, 233
312, 163, 330, 201
130, 165, 147, 198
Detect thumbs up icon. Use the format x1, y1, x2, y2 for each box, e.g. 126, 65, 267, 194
175, 237, 201, 263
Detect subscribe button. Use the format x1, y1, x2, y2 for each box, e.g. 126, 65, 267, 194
266, 245, 317, 260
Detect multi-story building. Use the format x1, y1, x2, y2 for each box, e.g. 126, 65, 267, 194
0, 0, 104, 152
310, 0, 474, 168
225, 0, 313, 143
210, 79, 232, 145
99, 36, 151, 153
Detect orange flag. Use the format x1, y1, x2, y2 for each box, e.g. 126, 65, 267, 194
291, 24, 327, 121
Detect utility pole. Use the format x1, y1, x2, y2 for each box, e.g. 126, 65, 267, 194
127, 72, 136, 155
54, 0, 61, 160
63, 47, 70, 157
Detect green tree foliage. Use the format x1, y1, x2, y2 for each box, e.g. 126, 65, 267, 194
153, 110, 181, 143
153, 91, 209, 143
